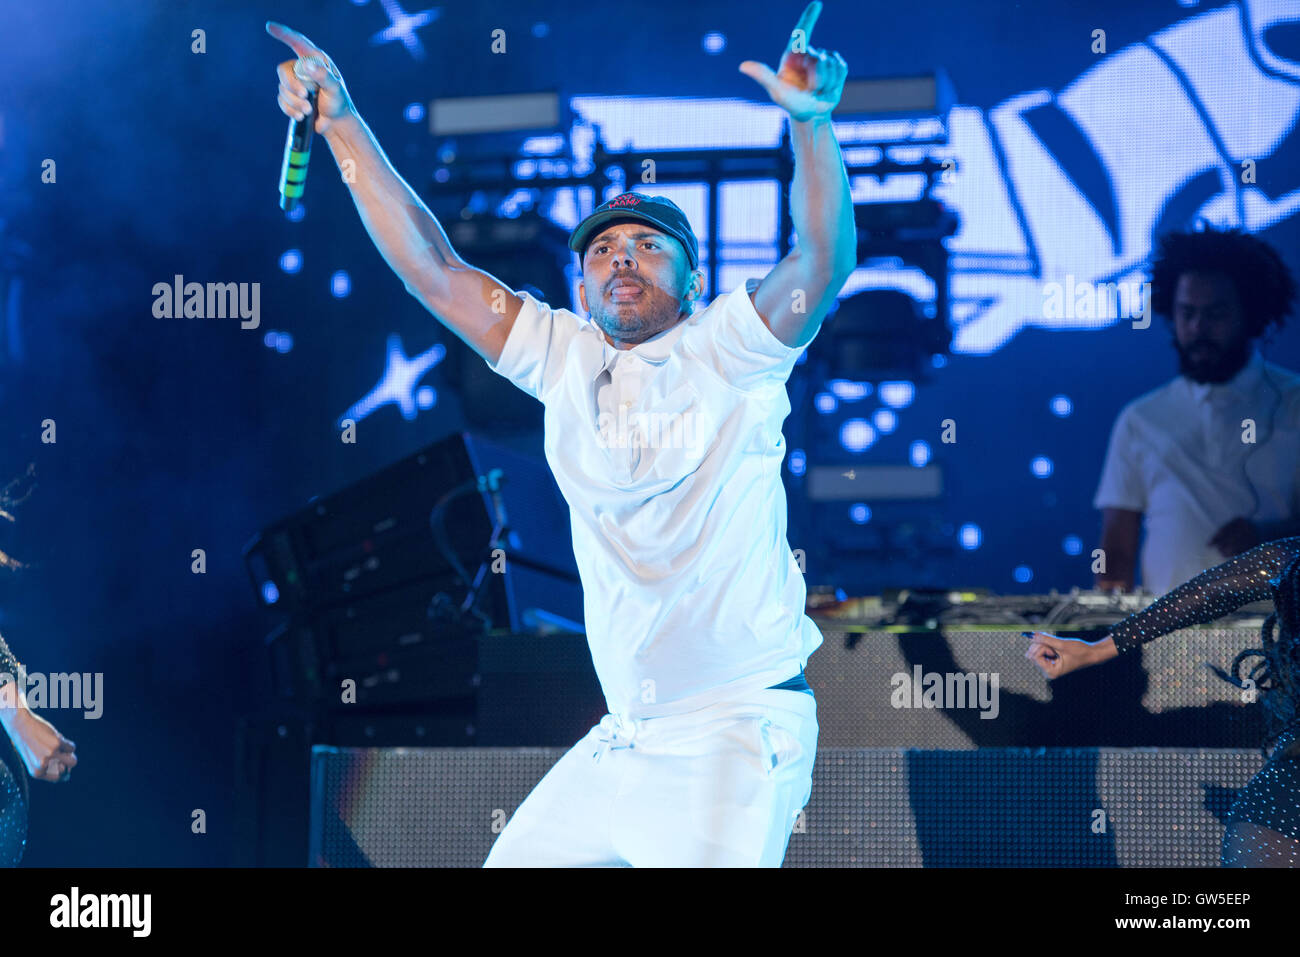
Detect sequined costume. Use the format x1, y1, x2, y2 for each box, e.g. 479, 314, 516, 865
1106, 536, 1300, 867
0, 632, 28, 867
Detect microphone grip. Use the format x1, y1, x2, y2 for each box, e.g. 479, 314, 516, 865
278, 89, 317, 212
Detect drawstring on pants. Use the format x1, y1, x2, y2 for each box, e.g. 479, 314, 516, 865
592, 713, 639, 764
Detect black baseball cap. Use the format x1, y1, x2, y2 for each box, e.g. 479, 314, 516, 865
568, 192, 699, 271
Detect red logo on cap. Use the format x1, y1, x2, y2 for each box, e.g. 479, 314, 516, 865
607, 194, 642, 208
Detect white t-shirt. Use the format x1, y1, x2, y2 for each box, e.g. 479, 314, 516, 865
1093, 350, 1300, 595
488, 279, 823, 721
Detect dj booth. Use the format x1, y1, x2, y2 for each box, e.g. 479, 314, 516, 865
238, 434, 1276, 866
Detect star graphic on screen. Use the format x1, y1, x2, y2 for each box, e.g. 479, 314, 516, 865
369, 0, 441, 61
339, 333, 445, 425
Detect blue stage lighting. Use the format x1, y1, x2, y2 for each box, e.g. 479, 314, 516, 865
840, 419, 876, 452
1013, 565, 1033, 583
286, 204, 306, 222
959, 523, 982, 549
405, 102, 425, 123
331, 270, 352, 298
1051, 394, 1073, 417
279, 249, 302, 274
1031, 455, 1053, 478
1063, 535, 1083, 555
788, 449, 807, 476
873, 409, 897, 433
814, 392, 837, 414
521, 135, 565, 155
262, 581, 280, 604
828, 379, 871, 401
849, 503, 871, 524
909, 440, 931, 466
879, 381, 915, 408
276, 333, 293, 354
416, 385, 436, 409
702, 32, 726, 54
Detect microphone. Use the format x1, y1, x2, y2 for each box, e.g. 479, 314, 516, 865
278, 58, 320, 212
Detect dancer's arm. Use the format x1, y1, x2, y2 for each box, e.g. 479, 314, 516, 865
267, 22, 525, 364
0, 632, 21, 698
1106, 537, 1300, 653
1026, 537, 1300, 679
0, 633, 77, 783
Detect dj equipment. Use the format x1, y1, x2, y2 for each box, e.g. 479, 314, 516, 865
807, 586, 1275, 630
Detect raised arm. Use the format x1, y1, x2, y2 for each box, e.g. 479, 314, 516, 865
739, 2, 857, 347
267, 22, 524, 364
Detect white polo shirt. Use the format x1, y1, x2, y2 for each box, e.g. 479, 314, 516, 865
488, 279, 823, 721
1094, 349, 1300, 594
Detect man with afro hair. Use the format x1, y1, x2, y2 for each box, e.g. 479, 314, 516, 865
1094, 225, 1300, 595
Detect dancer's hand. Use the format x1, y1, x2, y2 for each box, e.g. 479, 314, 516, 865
4, 708, 76, 782
267, 21, 356, 135
1024, 632, 1118, 680
739, 2, 847, 123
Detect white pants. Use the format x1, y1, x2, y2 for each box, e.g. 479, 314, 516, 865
483, 687, 818, 867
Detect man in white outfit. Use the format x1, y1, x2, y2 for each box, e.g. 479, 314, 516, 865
269, 1, 856, 866
1094, 226, 1300, 595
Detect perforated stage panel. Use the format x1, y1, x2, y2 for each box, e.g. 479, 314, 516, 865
807, 628, 1266, 747
309, 745, 1265, 867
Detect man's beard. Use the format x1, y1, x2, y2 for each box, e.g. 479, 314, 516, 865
1175, 335, 1252, 384
590, 281, 684, 345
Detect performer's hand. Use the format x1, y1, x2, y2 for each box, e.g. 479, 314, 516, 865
267, 21, 356, 135
739, 2, 847, 123
1023, 632, 1118, 680
1209, 517, 1260, 558
7, 708, 76, 783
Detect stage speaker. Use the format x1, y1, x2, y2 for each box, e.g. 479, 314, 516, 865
246, 433, 585, 711
244, 432, 580, 625
234, 710, 315, 867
